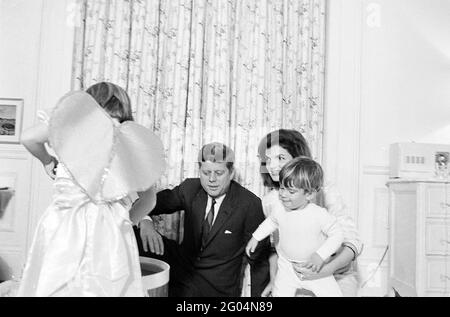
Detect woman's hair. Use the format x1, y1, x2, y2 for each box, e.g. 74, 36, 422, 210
86, 82, 134, 123
258, 129, 312, 188
279, 157, 323, 194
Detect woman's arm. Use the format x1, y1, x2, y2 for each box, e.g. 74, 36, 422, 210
21, 123, 51, 164
322, 184, 363, 258
21, 123, 57, 179
293, 246, 354, 280
294, 183, 362, 279
261, 251, 278, 297
322, 246, 355, 275
129, 186, 157, 225
259, 192, 280, 296
268, 252, 278, 283
315, 212, 345, 263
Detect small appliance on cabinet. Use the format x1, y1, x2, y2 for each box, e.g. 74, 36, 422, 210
387, 143, 450, 296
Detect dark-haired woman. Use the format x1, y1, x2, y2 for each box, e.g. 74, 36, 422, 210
258, 129, 362, 297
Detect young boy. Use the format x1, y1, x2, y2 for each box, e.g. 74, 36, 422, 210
246, 157, 344, 297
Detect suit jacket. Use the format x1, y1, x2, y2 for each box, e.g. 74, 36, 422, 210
151, 178, 270, 297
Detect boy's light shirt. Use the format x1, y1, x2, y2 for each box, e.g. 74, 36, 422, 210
262, 181, 363, 259
253, 202, 344, 262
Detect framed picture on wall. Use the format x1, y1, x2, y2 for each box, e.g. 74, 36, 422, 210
0, 98, 24, 144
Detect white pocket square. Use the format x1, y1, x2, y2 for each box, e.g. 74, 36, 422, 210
224, 230, 232, 234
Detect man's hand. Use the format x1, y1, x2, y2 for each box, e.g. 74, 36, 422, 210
139, 219, 164, 255
302, 252, 324, 273
245, 237, 259, 257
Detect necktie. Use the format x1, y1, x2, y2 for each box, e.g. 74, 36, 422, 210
201, 198, 216, 249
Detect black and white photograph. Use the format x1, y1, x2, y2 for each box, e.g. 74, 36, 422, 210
0, 99, 23, 143
0, 0, 449, 301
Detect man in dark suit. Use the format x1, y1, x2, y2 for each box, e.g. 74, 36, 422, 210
135, 142, 270, 297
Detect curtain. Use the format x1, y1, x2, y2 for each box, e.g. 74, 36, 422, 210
72, 0, 326, 240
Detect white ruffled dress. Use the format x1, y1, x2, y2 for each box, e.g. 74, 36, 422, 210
17, 91, 165, 297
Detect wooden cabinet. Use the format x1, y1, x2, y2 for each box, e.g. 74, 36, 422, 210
387, 180, 450, 296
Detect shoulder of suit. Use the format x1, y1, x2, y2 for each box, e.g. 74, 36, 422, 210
179, 178, 203, 193
181, 178, 201, 186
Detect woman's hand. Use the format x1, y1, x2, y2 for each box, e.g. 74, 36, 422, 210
292, 262, 333, 281
293, 246, 356, 281
302, 252, 324, 273
21, 122, 56, 179
43, 156, 58, 179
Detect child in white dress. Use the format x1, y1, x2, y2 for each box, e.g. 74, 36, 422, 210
17, 82, 165, 297
246, 157, 344, 297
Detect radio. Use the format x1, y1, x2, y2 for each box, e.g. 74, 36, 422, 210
389, 142, 450, 179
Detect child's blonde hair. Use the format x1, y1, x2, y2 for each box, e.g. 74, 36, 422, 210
279, 157, 323, 194
86, 82, 134, 123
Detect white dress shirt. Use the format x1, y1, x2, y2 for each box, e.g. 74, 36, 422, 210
204, 194, 226, 226
253, 202, 344, 262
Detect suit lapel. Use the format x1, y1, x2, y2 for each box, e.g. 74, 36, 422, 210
192, 189, 208, 248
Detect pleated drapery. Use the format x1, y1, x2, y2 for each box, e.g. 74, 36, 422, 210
72, 0, 326, 241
